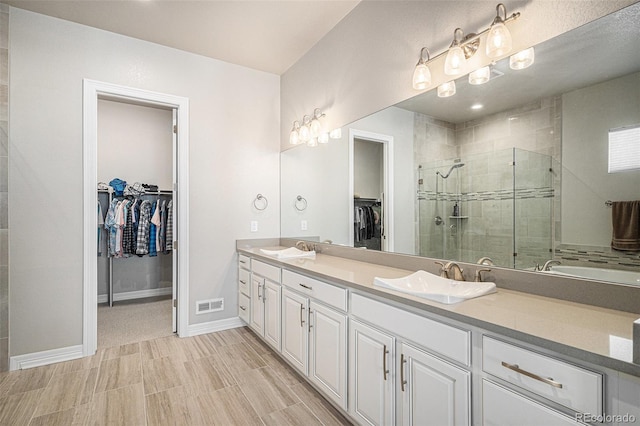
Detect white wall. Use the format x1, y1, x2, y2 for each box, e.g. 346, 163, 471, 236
281, 0, 637, 150
354, 139, 383, 199
9, 9, 280, 356
562, 72, 640, 247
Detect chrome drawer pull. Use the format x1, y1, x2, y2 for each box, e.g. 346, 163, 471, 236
299, 283, 313, 290
239, 305, 246, 311
400, 353, 407, 391
383, 345, 389, 381
239, 260, 246, 264
501, 361, 563, 389
239, 280, 246, 284
300, 305, 305, 327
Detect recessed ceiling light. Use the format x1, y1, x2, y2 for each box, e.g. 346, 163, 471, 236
471, 104, 483, 110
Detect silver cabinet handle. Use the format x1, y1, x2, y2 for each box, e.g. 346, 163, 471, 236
308, 309, 313, 332
262, 284, 266, 302
501, 361, 563, 389
239, 260, 246, 264
239, 280, 246, 284
400, 353, 407, 391
299, 283, 313, 290
383, 345, 389, 381
239, 305, 246, 311
257, 284, 262, 300
300, 305, 305, 327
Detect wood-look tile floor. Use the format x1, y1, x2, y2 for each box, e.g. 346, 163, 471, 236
0, 327, 353, 425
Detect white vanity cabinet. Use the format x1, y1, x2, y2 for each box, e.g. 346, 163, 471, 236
237, 255, 250, 324
249, 260, 282, 351
350, 293, 471, 426
281, 270, 348, 410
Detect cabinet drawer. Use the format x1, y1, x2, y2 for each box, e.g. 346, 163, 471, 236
252, 260, 280, 283
351, 293, 470, 366
238, 254, 250, 269
238, 292, 250, 323
282, 270, 347, 311
482, 336, 603, 415
238, 268, 250, 296
483, 379, 584, 425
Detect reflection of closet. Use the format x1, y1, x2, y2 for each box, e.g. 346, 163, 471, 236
354, 198, 382, 250
96, 99, 174, 312
354, 138, 384, 251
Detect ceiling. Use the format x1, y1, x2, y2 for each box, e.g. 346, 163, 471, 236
2, 0, 360, 75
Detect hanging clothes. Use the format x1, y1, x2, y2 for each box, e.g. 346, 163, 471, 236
136, 200, 152, 256
98, 202, 105, 256
149, 200, 160, 257
104, 199, 119, 257
165, 200, 173, 254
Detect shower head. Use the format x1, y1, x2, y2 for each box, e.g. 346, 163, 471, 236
436, 162, 465, 179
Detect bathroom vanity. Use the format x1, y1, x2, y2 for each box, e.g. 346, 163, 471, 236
237, 240, 640, 426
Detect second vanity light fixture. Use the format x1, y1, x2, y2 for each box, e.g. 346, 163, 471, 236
412, 3, 535, 96
289, 108, 341, 146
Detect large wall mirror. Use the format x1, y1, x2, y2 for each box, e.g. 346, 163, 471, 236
281, 3, 640, 286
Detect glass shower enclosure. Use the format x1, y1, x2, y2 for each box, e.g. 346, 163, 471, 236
417, 148, 555, 269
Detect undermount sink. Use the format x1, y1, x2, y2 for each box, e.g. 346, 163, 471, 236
373, 270, 496, 304
260, 247, 316, 259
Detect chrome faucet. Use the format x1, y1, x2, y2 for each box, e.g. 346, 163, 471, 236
444, 261, 465, 281
476, 257, 494, 266
475, 268, 492, 282
541, 259, 561, 271
295, 241, 310, 251
434, 261, 448, 278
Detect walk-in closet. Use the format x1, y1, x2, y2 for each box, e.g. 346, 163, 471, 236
96, 98, 176, 348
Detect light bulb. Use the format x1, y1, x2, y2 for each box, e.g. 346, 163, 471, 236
318, 132, 329, 144
486, 22, 512, 58
444, 45, 466, 76
329, 128, 342, 139
307, 137, 318, 147
289, 121, 300, 145
437, 81, 456, 98
310, 117, 322, 138
412, 63, 431, 90
469, 66, 491, 85
299, 125, 310, 142
510, 47, 535, 70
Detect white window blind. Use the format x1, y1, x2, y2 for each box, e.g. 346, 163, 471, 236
608, 124, 640, 173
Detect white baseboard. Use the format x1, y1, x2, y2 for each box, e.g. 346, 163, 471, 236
10, 344, 84, 371
97, 287, 172, 304
186, 316, 245, 337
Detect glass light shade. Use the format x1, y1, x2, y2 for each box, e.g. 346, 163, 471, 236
307, 137, 318, 147
444, 45, 466, 75
310, 117, 322, 138
412, 63, 432, 90
318, 132, 329, 144
289, 129, 299, 145
469, 66, 491, 85
298, 124, 310, 142
437, 81, 456, 98
486, 22, 512, 58
329, 128, 342, 139
510, 47, 535, 70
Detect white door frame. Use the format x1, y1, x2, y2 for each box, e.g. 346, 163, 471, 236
348, 129, 394, 251
82, 79, 190, 356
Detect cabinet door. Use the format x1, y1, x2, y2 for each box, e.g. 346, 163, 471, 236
282, 288, 308, 374
482, 379, 584, 426
349, 319, 395, 426
399, 343, 470, 426
263, 280, 281, 351
249, 276, 264, 335
309, 301, 347, 410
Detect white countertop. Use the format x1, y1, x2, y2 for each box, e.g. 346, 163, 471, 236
240, 246, 640, 376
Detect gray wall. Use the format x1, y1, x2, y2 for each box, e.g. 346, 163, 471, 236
0, 3, 8, 371
9, 8, 280, 357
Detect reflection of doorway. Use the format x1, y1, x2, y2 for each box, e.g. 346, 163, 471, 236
348, 129, 394, 251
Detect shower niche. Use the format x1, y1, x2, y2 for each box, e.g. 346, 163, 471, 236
417, 148, 555, 269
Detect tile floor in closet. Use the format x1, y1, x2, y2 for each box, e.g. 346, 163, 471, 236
0, 327, 353, 425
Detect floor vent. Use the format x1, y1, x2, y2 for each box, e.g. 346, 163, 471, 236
196, 298, 224, 314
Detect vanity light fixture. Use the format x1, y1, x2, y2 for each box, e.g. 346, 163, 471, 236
510, 47, 535, 70
412, 47, 432, 90
411, 3, 521, 92
289, 109, 338, 146
329, 128, 342, 139
437, 81, 456, 98
469, 66, 491, 85
486, 3, 513, 58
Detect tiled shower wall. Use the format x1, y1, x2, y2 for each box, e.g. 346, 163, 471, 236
0, 3, 8, 371
414, 96, 561, 268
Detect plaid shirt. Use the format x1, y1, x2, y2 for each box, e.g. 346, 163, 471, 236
136, 200, 152, 255
122, 200, 136, 255
165, 200, 173, 253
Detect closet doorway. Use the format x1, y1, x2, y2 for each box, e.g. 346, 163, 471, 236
83, 80, 190, 357
348, 129, 394, 252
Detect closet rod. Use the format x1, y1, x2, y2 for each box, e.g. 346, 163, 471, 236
98, 189, 173, 195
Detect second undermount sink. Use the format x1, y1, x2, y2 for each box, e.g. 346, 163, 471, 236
373, 270, 496, 304
260, 247, 316, 259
